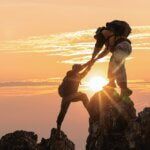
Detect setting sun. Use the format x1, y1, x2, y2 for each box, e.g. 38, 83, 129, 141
87, 76, 108, 92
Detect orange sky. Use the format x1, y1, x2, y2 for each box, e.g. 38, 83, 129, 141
0, 1, 150, 150
0, 0, 150, 40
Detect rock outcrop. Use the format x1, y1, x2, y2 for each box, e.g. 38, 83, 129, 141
86, 87, 150, 150
0, 128, 75, 150
39, 128, 75, 150
0, 130, 38, 150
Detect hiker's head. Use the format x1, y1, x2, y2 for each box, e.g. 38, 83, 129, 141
94, 27, 108, 49
94, 27, 114, 48
72, 64, 82, 72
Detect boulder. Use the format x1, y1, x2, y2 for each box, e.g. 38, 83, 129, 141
0, 130, 38, 150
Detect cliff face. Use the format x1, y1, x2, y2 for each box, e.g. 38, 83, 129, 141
86, 87, 150, 150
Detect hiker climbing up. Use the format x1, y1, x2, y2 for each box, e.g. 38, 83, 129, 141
57, 61, 93, 130
91, 20, 132, 96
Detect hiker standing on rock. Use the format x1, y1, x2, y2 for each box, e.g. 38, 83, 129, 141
91, 20, 132, 96
56, 61, 93, 130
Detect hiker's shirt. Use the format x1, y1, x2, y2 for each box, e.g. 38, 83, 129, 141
63, 71, 81, 96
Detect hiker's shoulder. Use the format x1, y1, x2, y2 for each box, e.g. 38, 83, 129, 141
66, 70, 78, 77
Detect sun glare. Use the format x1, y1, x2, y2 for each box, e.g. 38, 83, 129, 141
87, 76, 108, 92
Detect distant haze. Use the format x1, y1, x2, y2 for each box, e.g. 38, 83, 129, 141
0, 0, 150, 40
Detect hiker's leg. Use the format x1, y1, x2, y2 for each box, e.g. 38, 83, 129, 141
113, 50, 132, 96
111, 49, 128, 86
77, 92, 89, 108
116, 63, 127, 88
66, 92, 89, 113
107, 56, 116, 87
56, 99, 70, 130
71, 92, 89, 112
116, 65, 132, 96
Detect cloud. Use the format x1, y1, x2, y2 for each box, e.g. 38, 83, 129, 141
0, 81, 56, 87
0, 78, 61, 87
128, 80, 150, 94
0, 78, 62, 96
61, 56, 110, 64
0, 26, 150, 64
0, 78, 150, 96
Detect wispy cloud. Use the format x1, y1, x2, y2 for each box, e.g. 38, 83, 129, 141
0, 78, 61, 87
0, 26, 150, 64
128, 80, 150, 94
0, 78, 61, 96
0, 78, 150, 96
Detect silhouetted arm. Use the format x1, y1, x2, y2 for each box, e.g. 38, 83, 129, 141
78, 60, 93, 71
81, 61, 90, 69
79, 66, 92, 79
92, 33, 106, 59
92, 47, 102, 60
96, 48, 109, 60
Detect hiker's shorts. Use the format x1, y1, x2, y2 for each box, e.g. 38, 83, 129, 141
108, 41, 132, 87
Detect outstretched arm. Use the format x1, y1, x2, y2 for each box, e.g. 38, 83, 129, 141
79, 65, 92, 79
92, 47, 101, 60
79, 59, 94, 71
96, 47, 109, 60
92, 32, 106, 59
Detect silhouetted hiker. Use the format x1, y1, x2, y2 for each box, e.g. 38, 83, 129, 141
91, 20, 132, 96
57, 61, 93, 130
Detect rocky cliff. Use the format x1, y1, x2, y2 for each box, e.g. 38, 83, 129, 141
0, 128, 75, 150
86, 87, 150, 150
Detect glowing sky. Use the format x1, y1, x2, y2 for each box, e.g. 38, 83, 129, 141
0, 0, 150, 40
0, 1, 150, 150
0, 26, 150, 150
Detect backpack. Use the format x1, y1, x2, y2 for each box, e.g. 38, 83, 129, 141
58, 72, 81, 97
106, 20, 132, 37
58, 76, 78, 97
58, 83, 65, 97
58, 77, 68, 97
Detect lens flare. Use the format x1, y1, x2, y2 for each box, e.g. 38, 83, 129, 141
87, 76, 108, 92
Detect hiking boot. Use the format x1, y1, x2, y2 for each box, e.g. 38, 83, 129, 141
121, 88, 133, 97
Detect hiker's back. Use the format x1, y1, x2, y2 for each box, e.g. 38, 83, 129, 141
58, 71, 81, 97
